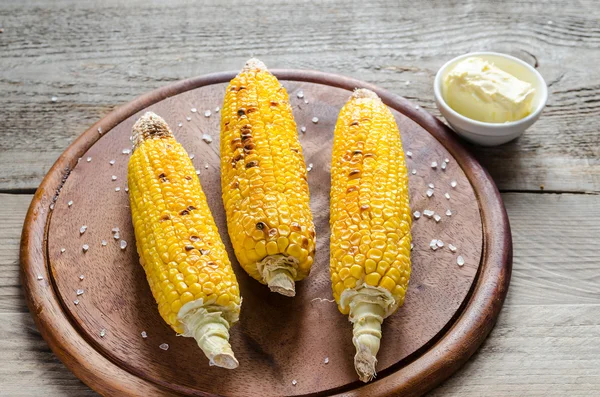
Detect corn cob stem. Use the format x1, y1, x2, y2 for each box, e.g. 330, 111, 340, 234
257, 254, 298, 297
342, 285, 395, 382
178, 301, 239, 369
351, 302, 384, 382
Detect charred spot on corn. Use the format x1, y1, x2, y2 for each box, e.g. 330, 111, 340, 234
349, 170, 361, 179
245, 161, 259, 168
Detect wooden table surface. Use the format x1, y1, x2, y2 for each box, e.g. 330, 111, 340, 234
1, 0, 598, 395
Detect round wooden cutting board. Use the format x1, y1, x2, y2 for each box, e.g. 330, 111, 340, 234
21, 70, 511, 397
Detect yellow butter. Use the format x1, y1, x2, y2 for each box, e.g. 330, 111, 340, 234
443, 57, 535, 123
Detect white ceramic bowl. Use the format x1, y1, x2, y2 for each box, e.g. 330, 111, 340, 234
434, 52, 548, 146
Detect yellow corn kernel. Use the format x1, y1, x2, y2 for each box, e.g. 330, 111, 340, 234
128, 112, 241, 369
220, 59, 315, 297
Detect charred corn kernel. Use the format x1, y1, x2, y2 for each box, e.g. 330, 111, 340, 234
329, 89, 412, 383
128, 112, 241, 369
220, 58, 315, 297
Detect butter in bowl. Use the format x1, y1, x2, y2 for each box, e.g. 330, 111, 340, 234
434, 52, 547, 146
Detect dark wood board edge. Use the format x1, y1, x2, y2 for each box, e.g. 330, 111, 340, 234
20, 69, 512, 397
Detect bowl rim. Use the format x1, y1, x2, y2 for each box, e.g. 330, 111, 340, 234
434, 51, 548, 130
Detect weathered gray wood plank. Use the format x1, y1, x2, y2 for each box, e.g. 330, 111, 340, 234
0, 0, 599, 192
2, 192, 599, 395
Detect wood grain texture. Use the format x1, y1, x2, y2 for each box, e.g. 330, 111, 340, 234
20, 71, 511, 396
0, 0, 599, 192
4, 192, 600, 395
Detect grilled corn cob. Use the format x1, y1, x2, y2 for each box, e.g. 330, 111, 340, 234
220, 59, 315, 297
128, 112, 241, 369
329, 89, 412, 382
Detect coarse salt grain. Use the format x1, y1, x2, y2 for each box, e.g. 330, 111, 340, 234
100, 329, 106, 338
457, 256, 465, 266
191, 108, 197, 113
186, 116, 191, 121
76, 289, 84, 296
120, 240, 127, 250
215, 106, 220, 113
159, 343, 169, 351
436, 240, 444, 247
441, 162, 447, 170
111, 175, 117, 181
204, 163, 209, 169
451, 180, 457, 188
202, 134, 213, 144
68, 200, 73, 207
60, 248, 66, 253
74, 299, 79, 305
115, 187, 121, 192
297, 91, 304, 99
300, 126, 306, 133
411, 169, 417, 175
204, 110, 212, 117
80, 225, 87, 235
423, 209, 434, 218
433, 214, 441, 222
312, 117, 319, 124
431, 161, 438, 169
122, 149, 131, 155
87, 157, 92, 162
109, 159, 115, 165
141, 331, 148, 338
446, 209, 452, 216
449, 244, 457, 252
413, 211, 421, 219
178, 122, 183, 127
51, 96, 58, 102
292, 380, 298, 386
445, 158, 450, 163
189, 154, 195, 160
428, 183, 434, 189
196, 169, 201, 175
37, 275, 43, 280
445, 192, 451, 199
406, 151, 412, 158
113, 232, 120, 240
82, 244, 89, 253
430, 240, 438, 250
426, 189, 434, 198
324, 357, 329, 364
79, 275, 84, 281
101, 240, 107, 246
98, 127, 102, 134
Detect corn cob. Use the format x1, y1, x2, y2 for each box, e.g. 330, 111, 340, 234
220, 59, 316, 297
128, 112, 241, 369
329, 89, 412, 382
